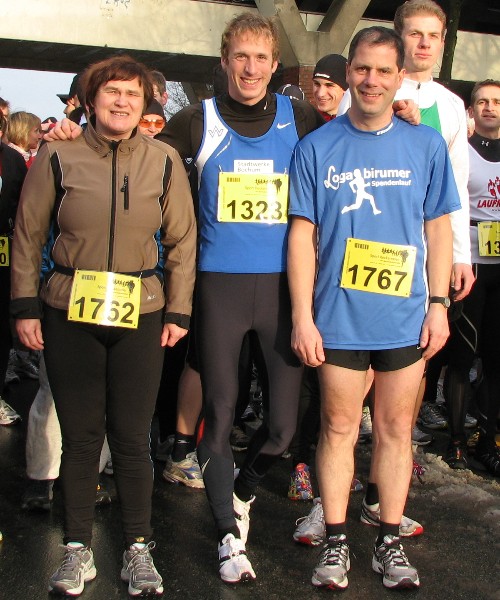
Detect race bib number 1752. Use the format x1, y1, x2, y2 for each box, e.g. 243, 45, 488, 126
68, 270, 141, 329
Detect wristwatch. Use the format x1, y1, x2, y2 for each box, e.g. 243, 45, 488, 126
429, 296, 451, 308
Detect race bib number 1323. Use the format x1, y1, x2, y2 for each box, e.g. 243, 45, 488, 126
217, 173, 288, 224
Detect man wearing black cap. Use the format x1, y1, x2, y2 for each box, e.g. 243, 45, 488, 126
57, 74, 84, 123
312, 54, 348, 120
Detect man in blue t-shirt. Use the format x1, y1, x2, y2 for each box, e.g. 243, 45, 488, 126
288, 27, 459, 591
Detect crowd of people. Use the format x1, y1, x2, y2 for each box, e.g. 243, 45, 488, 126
0, 0, 498, 596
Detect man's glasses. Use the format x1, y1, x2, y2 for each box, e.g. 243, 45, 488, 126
139, 117, 165, 130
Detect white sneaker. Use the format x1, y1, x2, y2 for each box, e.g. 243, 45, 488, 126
218, 534, 256, 583
233, 493, 254, 544
293, 497, 325, 546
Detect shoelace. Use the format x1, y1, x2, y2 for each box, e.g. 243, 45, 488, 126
296, 502, 323, 527
126, 542, 157, 579
219, 536, 247, 561
321, 540, 349, 566
378, 539, 410, 568
57, 545, 88, 576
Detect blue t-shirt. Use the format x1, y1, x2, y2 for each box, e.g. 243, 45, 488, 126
195, 95, 299, 273
289, 115, 460, 350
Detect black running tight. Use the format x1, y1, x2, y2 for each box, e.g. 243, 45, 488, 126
445, 263, 500, 445
196, 272, 302, 531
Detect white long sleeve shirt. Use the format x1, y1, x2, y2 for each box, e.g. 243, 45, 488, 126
338, 78, 471, 265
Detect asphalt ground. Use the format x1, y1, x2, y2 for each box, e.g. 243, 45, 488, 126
0, 378, 499, 600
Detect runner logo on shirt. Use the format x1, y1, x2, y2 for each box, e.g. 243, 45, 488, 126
324, 165, 413, 215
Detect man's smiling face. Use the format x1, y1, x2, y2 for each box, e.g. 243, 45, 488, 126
222, 32, 278, 106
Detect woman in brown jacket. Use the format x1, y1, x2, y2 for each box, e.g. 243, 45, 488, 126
10, 55, 196, 597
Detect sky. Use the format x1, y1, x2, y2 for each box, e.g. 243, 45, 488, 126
0, 68, 76, 121
0, 68, 189, 121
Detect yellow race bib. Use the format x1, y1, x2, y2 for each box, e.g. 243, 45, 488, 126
68, 270, 141, 329
477, 221, 500, 256
340, 238, 416, 297
217, 173, 288, 224
0, 236, 9, 267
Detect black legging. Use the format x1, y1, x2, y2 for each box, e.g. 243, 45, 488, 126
288, 367, 321, 467
42, 306, 165, 547
445, 263, 500, 447
196, 272, 302, 531
0, 265, 12, 397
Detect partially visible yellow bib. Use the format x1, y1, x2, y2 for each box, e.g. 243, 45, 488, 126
0, 236, 9, 267
477, 221, 500, 257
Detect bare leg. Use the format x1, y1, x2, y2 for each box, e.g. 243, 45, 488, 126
316, 365, 366, 524
371, 360, 425, 524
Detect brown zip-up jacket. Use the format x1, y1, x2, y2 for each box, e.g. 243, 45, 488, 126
10, 120, 196, 328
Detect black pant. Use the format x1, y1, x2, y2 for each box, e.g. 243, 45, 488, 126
43, 306, 165, 546
196, 272, 302, 531
445, 263, 500, 445
288, 367, 321, 466
0, 265, 12, 397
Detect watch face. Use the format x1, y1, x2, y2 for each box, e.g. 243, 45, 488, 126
431, 296, 450, 308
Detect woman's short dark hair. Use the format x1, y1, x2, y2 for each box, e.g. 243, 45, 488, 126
83, 55, 154, 113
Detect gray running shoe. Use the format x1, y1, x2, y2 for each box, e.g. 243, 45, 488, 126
22, 479, 54, 511
312, 534, 350, 589
0, 397, 21, 425
48, 543, 97, 596
411, 425, 433, 446
464, 413, 478, 429
372, 535, 420, 589
162, 451, 204, 488
418, 402, 448, 430
360, 497, 424, 537
293, 497, 325, 546
121, 541, 163, 597
230, 425, 250, 451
